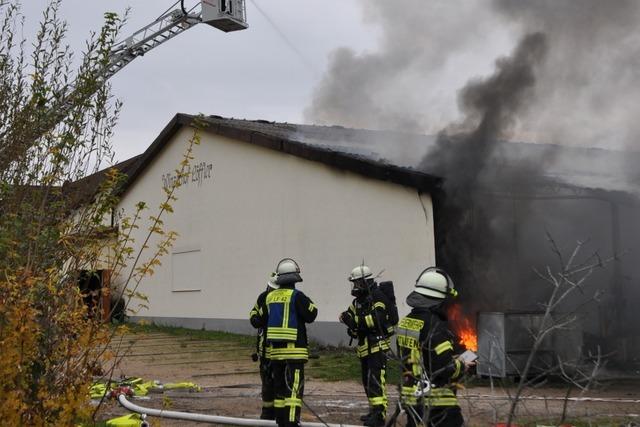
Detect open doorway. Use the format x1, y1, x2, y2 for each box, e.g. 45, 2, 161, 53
78, 269, 111, 321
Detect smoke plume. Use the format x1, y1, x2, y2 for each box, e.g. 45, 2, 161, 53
304, 0, 509, 134
305, 0, 640, 360
306, 0, 640, 153
421, 32, 550, 310
492, 0, 640, 152
421, 32, 548, 190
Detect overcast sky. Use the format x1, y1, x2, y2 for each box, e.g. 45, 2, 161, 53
19, 1, 380, 161
21, 1, 640, 164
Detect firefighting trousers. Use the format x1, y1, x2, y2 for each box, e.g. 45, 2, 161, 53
360, 351, 387, 416
401, 377, 463, 427
272, 361, 305, 427
259, 358, 275, 419
402, 404, 464, 427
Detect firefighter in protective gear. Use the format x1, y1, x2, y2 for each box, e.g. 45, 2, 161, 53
257, 258, 318, 427
339, 265, 393, 427
249, 273, 279, 419
396, 267, 469, 427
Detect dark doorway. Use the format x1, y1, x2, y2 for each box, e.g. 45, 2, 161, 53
78, 270, 111, 321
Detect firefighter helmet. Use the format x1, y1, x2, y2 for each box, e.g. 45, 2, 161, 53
275, 258, 302, 285
348, 265, 372, 282
276, 258, 300, 275
414, 267, 457, 299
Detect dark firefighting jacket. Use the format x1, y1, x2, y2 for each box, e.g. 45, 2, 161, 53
259, 282, 318, 361
396, 306, 464, 407
250, 288, 271, 359
341, 287, 392, 358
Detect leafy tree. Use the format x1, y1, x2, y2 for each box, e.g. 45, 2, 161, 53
0, 1, 193, 423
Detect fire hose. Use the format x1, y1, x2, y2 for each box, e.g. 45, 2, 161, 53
117, 394, 364, 427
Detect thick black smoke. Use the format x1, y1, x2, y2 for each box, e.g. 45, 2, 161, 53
305, 1, 640, 363
420, 32, 550, 311
421, 32, 547, 190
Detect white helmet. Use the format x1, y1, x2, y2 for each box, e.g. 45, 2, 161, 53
348, 265, 372, 282
414, 267, 457, 299
276, 258, 300, 275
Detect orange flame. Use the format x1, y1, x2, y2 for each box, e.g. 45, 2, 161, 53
447, 303, 478, 351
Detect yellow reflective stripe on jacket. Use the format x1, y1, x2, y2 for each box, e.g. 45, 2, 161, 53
283, 294, 291, 328
258, 344, 272, 359
397, 316, 423, 367
356, 338, 390, 358
373, 301, 386, 310
266, 288, 298, 342
401, 385, 419, 405
398, 317, 425, 332
365, 314, 375, 328
397, 334, 419, 350
425, 387, 458, 407
270, 343, 309, 361
397, 316, 424, 351
308, 303, 316, 312
267, 327, 298, 340
453, 358, 462, 379
434, 340, 453, 355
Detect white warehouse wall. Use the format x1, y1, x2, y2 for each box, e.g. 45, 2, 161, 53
115, 126, 436, 345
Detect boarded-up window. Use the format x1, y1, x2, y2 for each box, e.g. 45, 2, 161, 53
171, 247, 202, 292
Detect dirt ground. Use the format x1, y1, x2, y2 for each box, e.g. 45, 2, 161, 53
96, 331, 640, 426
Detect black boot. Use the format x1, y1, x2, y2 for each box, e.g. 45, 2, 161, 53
360, 411, 373, 421
363, 411, 385, 427
260, 406, 275, 420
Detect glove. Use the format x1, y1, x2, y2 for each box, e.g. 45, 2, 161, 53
339, 311, 357, 331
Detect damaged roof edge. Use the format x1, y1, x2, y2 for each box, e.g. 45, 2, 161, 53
115, 113, 443, 199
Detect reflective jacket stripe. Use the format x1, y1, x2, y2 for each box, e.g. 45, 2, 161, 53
356, 339, 390, 358
434, 340, 453, 355
270, 347, 309, 360
453, 358, 462, 378
426, 387, 458, 406
365, 314, 375, 328
266, 289, 298, 342
267, 327, 298, 340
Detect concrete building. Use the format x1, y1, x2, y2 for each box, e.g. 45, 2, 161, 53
109, 114, 441, 345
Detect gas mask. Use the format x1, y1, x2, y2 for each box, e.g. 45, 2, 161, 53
350, 278, 370, 298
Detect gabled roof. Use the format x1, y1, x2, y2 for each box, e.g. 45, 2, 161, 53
115, 113, 443, 197
68, 113, 640, 206
62, 154, 144, 209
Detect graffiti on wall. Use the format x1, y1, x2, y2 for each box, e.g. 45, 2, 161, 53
162, 162, 213, 189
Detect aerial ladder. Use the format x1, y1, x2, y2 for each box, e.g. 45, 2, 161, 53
105, 0, 248, 81
0, 0, 247, 172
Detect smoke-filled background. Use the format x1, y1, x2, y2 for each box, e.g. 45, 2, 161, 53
305, 0, 640, 366
305, 0, 640, 153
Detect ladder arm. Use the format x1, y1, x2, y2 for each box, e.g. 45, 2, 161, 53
103, 5, 203, 80
0, 5, 202, 173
